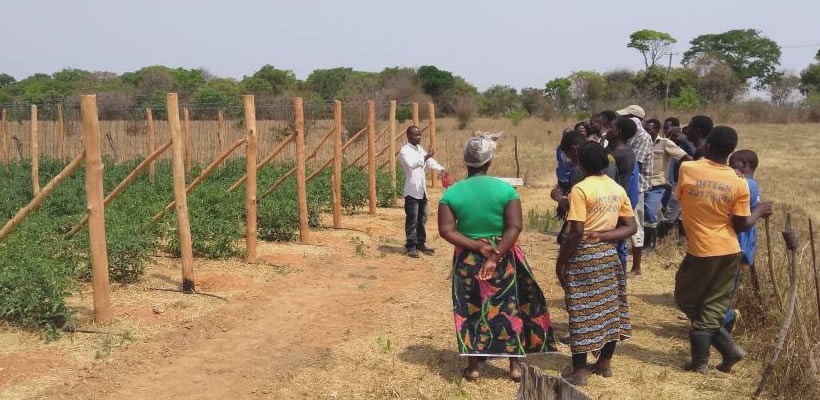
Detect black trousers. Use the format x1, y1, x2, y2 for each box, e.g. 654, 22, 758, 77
404, 195, 428, 250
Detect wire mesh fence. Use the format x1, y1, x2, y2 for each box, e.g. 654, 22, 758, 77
0, 99, 432, 172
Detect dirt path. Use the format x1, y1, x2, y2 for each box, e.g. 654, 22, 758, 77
6, 188, 764, 400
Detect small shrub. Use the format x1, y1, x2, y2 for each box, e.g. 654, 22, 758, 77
452, 96, 476, 129
506, 109, 529, 126
396, 104, 412, 123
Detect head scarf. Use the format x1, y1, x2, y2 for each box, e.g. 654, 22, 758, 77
464, 132, 503, 168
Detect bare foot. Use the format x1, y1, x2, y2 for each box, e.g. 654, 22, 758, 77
627, 269, 642, 278
509, 358, 522, 382
463, 357, 482, 380
561, 367, 589, 386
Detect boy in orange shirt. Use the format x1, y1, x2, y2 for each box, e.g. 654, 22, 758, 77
675, 126, 772, 374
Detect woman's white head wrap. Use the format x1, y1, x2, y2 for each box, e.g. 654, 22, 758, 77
464, 132, 503, 168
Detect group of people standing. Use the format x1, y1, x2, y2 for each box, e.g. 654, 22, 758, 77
397, 104, 772, 386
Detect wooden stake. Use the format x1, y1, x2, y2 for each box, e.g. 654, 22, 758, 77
217, 109, 226, 166
367, 100, 377, 215
167, 94, 195, 293
1, 108, 7, 168
226, 133, 295, 193
810, 219, 820, 328
306, 127, 336, 162
0, 151, 85, 241
31, 104, 39, 195
294, 97, 310, 242
244, 95, 258, 262
66, 140, 172, 238
80, 95, 112, 324
183, 107, 192, 175
145, 108, 156, 184
514, 136, 521, 178
412, 102, 419, 127
333, 100, 342, 229
428, 102, 438, 188
146, 138, 245, 227
56, 104, 65, 161
389, 101, 397, 198
765, 218, 783, 309
259, 167, 296, 200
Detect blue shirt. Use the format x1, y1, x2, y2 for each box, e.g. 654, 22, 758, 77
556, 146, 574, 184
628, 161, 639, 209
737, 177, 760, 264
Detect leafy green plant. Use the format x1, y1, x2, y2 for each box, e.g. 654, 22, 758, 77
506, 109, 529, 126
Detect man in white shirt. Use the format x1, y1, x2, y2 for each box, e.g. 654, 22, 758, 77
399, 125, 446, 258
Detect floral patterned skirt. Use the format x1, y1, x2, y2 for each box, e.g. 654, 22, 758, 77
452, 238, 557, 357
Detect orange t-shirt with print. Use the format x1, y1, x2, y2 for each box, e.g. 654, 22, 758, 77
677, 159, 751, 257
567, 175, 634, 233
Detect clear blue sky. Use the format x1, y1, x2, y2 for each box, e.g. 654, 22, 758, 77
2, 0, 818, 90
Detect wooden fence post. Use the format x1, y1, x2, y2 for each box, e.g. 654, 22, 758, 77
183, 107, 192, 175
217, 109, 226, 166
294, 97, 310, 242
389, 100, 397, 198
0, 151, 85, 241
167, 94, 195, 293
31, 104, 39, 195
1, 108, 7, 169
332, 100, 343, 229
367, 100, 377, 215
244, 95, 258, 262
412, 102, 419, 127
80, 95, 112, 325
428, 102, 438, 188
145, 108, 156, 184
57, 104, 65, 161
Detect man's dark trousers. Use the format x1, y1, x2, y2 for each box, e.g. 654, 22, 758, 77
405, 195, 428, 250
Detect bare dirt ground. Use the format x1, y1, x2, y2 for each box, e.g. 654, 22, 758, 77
0, 186, 765, 400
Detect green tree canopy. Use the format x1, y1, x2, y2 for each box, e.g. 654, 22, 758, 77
417, 65, 455, 100
682, 29, 781, 89
627, 29, 677, 71
800, 62, 820, 95
250, 65, 297, 95
479, 85, 520, 117
544, 77, 572, 110
306, 67, 353, 100
0, 73, 15, 88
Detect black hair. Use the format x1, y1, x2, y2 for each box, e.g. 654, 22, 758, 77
574, 122, 590, 133
590, 113, 607, 123
614, 117, 637, 141
578, 142, 609, 174
646, 118, 661, 128
663, 117, 680, 127
560, 130, 586, 153
729, 149, 759, 170
406, 125, 419, 134
600, 110, 617, 122
706, 126, 738, 158
688, 115, 714, 137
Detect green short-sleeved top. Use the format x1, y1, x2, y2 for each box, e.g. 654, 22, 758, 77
439, 175, 520, 239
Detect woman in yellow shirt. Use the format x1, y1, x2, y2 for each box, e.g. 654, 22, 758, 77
556, 142, 638, 385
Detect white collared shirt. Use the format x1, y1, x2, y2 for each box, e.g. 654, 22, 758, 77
399, 142, 445, 199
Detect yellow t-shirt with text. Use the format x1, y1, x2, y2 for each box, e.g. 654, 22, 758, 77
567, 175, 634, 233
677, 159, 751, 257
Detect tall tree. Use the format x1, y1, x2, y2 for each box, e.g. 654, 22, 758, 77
544, 77, 572, 110
251, 65, 297, 95
682, 29, 781, 89
768, 72, 800, 105
417, 65, 455, 100
627, 29, 677, 71
800, 63, 820, 95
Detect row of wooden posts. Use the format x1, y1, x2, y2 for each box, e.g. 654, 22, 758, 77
0, 95, 439, 325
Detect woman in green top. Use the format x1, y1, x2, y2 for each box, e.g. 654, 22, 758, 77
438, 135, 557, 381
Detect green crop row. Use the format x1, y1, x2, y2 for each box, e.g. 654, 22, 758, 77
0, 156, 401, 336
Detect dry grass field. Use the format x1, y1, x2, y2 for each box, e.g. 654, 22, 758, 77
0, 117, 818, 399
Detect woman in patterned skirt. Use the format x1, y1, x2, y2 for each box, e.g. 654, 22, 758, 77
556, 141, 637, 385
438, 134, 557, 382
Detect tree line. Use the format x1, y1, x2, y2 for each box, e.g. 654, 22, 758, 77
1, 28, 818, 123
